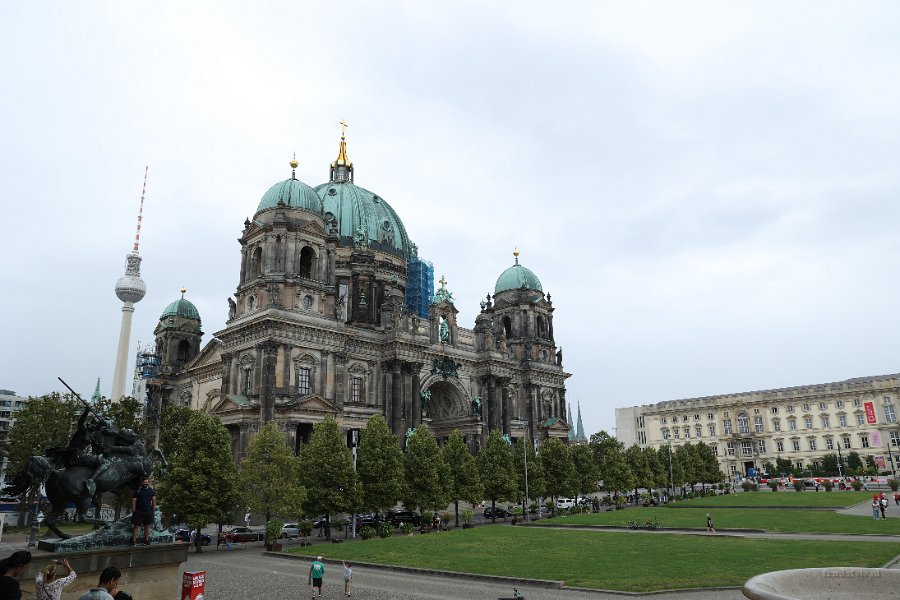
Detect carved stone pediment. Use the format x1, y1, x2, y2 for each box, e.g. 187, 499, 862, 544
212, 394, 253, 413
284, 394, 337, 414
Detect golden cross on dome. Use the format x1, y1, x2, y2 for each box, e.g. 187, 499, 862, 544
339, 119, 348, 137
439, 275, 447, 290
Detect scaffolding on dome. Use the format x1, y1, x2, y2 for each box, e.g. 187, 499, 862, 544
406, 258, 434, 318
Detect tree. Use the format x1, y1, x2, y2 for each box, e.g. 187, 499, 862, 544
675, 443, 699, 492
2, 393, 79, 522
540, 437, 576, 512
298, 415, 359, 539
600, 444, 634, 500
762, 461, 776, 475
357, 414, 404, 513
644, 446, 668, 492
571, 444, 599, 499
694, 442, 722, 489
820, 453, 839, 475
442, 430, 482, 527
625, 444, 651, 498
156, 412, 241, 552
240, 421, 305, 525
657, 444, 682, 497
775, 457, 793, 476
157, 404, 194, 459
403, 425, 448, 515
476, 430, 517, 521
513, 437, 545, 517
847, 451, 863, 473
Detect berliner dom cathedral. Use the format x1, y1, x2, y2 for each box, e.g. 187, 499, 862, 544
139, 126, 571, 457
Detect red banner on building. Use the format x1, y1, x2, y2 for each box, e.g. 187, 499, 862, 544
865, 401, 877, 424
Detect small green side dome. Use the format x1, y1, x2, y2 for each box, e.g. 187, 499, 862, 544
495, 263, 543, 294
161, 298, 201, 322
257, 178, 323, 214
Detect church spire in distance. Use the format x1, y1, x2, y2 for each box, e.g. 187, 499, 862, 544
330, 120, 354, 183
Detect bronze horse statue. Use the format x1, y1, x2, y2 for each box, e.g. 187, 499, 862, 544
4, 443, 167, 539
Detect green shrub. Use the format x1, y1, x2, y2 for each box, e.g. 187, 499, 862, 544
399, 522, 415, 535
741, 481, 753, 492
439, 511, 452, 525
378, 523, 395, 538
461, 508, 474, 524
298, 520, 313, 536
822, 480, 833, 492
793, 481, 804, 492
360, 525, 376, 540
768, 480, 779, 491
889, 479, 900, 491
265, 520, 282, 544
851, 480, 863, 491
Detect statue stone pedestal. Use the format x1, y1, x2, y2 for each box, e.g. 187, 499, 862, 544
17, 544, 188, 600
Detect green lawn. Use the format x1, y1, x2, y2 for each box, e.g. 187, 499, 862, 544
672, 491, 873, 508
287, 526, 900, 592
536, 505, 900, 534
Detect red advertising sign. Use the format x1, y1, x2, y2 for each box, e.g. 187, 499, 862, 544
864, 402, 877, 425
182, 570, 205, 600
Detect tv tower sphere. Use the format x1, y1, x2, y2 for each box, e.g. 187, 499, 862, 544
115, 253, 146, 303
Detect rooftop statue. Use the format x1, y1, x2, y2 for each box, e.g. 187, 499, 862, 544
3, 379, 168, 540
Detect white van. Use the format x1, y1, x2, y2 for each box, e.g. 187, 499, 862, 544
556, 497, 576, 510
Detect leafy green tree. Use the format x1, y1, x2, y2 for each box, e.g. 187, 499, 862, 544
442, 430, 482, 527
403, 425, 448, 514
775, 457, 793, 476
847, 451, 863, 473
540, 437, 576, 511
298, 415, 359, 539
645, 447, 668, 491
240, 421, 305, 524
156, 411, 241, 552
476, 430, 517, 521
675, 443, 699, 492
820, 453, 839, 475
2, 393, 79, 520
588, 430, 622, 470
694, 442, 722, 490
625, 444, 651, 497
513, 437, 546, 516
762, 461, 776, 475
571, 444, 599, 499
158, 404, 194, 459
657, 444, 682, 496
357, 414, 404, 513
601, 444, 635, 500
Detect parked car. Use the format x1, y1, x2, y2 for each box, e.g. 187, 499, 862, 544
355, 512, 380, 528
483, 506, 512, 519
280, 523, 300, 538
556, 497, 576, 510
222, 527, 264, 543
528, 505, 549, 515
170, 528, 211, 545
385, 510, 421, 526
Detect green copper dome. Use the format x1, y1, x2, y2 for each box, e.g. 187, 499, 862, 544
495, 263, 543, 294
257, 177, 324, 214
315, 181, 410, 257
161, 298, 201, 322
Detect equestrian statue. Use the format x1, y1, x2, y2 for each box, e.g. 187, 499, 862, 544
3, 378, 168, 539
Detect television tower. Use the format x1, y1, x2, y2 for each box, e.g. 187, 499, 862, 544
111, 167, 149, 401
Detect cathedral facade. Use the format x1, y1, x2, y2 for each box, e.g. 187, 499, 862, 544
140, 132, 571, 461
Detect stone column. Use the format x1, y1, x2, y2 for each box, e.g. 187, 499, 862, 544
487, 376, 498, 432
282, 344, 292, 395
383, 362, 393, 428
259, 342, 278, 424
391, 362, 403, 439
558, 388, 567, 425
501, 379, 511, 435
334, 352, 348, 409
411, 366, 422, 428
238, 422, 251, 463
230, 354, 240, 395
321, 351, 331, 398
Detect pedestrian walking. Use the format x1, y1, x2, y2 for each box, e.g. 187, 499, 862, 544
342, 561, 352, 597
893, 491, 899, 506
872, 496, 881, 520
309, 556, 325, 599
244, 509, 251, 527
880, 494, 888, 518
706, 513, 716, 534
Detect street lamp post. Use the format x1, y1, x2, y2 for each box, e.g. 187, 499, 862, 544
667, 440, 674, 500
887, 440, 896, 478
837, 442, 845, 483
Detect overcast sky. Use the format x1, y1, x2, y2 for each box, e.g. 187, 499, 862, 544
2, 2, 899, 437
